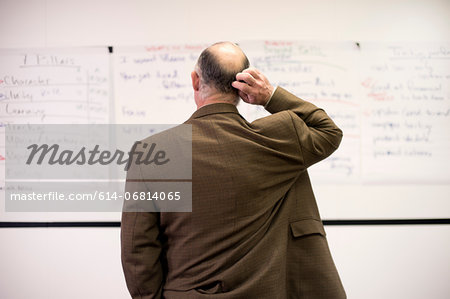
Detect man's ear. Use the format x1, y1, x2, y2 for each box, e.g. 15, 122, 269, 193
191, 71, 200, 91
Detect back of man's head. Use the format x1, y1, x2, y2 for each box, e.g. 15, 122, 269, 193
197, 42, 249, 98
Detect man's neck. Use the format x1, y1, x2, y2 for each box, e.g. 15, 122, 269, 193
196, 93, 238, 110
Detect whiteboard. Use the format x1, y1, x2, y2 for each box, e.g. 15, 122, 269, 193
359, 43, 450, 183
0, 48, 110, 125
113, 44, 205, 124
0, 47, 112, 221
1, 41, 449, 221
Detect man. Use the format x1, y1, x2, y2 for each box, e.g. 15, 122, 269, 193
121, 41, 346, 298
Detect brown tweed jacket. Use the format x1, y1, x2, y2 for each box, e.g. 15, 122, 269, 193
121, 87, 346, 298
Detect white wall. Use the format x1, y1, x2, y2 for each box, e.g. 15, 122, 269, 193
2, 0, 450, 47
0, 226, 449, 299
0, 227, 129, 299
1, 0, 449, 298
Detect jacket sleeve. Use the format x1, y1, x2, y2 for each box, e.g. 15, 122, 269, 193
121, 146, 164, 299
265, 86, 343, 168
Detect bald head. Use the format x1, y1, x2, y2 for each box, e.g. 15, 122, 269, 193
196, 42, 249, 97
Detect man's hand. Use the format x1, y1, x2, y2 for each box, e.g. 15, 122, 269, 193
232, 68, 274, 106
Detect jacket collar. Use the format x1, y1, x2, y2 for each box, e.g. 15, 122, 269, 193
188, 103, 240, 120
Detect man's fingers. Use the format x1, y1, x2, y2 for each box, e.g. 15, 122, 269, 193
242, 67, 262, 80
232, 81, 252, 94
234, 68, 272, 106
235, 72, 257, 86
